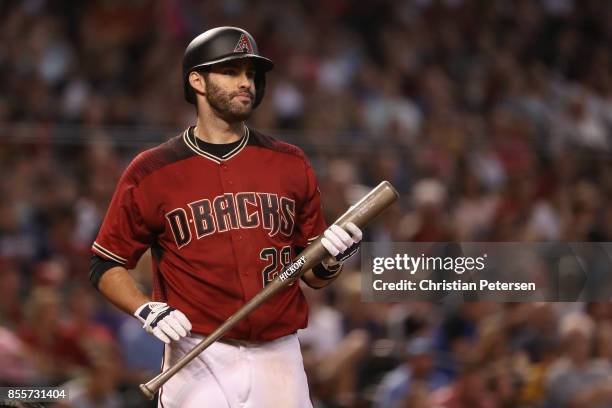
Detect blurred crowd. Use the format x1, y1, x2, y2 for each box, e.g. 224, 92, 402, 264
1, 0, 612, 407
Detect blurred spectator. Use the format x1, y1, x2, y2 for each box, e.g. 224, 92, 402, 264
18, 286, 90, 383
59, 347, 122, 408
373, 336, 449, 408
428, 360, 499, 408
545, 313, 612, 408
0, 259, 23, 329
0, 326, 40, 386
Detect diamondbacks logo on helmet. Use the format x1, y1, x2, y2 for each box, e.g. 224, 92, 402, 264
234, 34, 254, 53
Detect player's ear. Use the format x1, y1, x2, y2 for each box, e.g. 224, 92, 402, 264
188, 71, 206, 95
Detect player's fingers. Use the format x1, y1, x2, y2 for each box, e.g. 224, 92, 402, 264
330, 225, 354, 247
345, 222, 363, 241
173, 310, 193, 332
158, 320, 180, 341
152, 327, 171, 344
321, 237, 340, 256
324, 228, 347, 252
166, 313, 188, 337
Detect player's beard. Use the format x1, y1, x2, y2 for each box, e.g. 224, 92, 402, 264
205, 79, 254, 122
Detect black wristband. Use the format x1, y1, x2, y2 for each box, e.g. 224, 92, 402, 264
313, 262, 343, 280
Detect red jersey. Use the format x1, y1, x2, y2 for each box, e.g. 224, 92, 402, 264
92, 127, 327, 341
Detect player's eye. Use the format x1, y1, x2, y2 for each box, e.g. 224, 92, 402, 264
246, 70, 256, 79
222, 68, 237, 75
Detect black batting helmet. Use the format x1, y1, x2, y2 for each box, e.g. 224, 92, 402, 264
183, 27, 274, 108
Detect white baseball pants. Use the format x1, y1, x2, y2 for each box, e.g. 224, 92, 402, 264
158, 333, 313, 408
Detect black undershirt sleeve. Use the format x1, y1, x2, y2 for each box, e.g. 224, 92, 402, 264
90, 254, 122, 290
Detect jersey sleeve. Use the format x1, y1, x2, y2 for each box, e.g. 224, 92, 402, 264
293, 158, 327, 248
91, 158, 154, 270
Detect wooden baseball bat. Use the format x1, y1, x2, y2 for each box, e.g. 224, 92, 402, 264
140, 181, 399, 399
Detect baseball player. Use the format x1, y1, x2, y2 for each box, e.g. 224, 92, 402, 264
90, 27, 362, 407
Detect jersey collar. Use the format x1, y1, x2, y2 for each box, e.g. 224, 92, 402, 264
183, 126, 249, 164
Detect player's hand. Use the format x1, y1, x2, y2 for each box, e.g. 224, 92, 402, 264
320, 222, 362, 266
134, 301, 192, 344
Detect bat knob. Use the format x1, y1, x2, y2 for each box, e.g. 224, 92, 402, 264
139, 383, 156, 400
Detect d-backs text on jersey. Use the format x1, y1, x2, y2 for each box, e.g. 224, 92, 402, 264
165, 192, 296, 249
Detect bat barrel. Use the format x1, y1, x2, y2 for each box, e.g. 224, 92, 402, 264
336, 181, 399, 227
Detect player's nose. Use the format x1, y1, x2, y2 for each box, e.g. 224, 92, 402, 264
237, 71, 253, 89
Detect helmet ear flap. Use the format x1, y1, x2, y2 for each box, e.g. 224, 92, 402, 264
253, 71, 266, 108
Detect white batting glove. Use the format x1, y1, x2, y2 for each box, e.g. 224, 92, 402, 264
134, 302, 192, 344
320, 222, 363, 266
